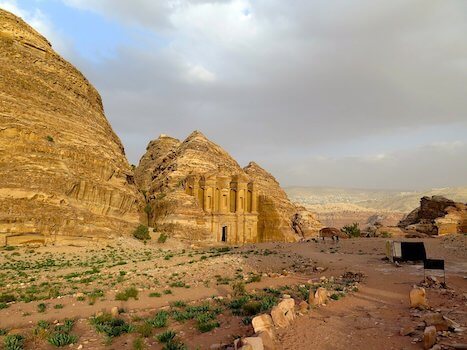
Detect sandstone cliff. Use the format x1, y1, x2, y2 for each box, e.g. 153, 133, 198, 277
135, 132, 322, 242
0, 9, 142, 245
243, 162, 322, 241
399, 196, 466, 235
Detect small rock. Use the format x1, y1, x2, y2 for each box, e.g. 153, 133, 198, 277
423, 326, 437, 350
400, 326, 416, 336
312, 287, 328, 306
410, 287, 428, 309
110, 306, 119, 317
299, 300, 309, 313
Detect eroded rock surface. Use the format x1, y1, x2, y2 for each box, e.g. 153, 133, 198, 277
0, 9, 141, 245
399, 196, 466, 235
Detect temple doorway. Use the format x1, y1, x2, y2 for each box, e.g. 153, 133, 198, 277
221, 226, 227, 242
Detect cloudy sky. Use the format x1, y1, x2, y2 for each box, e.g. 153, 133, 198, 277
2, 0, 466, 190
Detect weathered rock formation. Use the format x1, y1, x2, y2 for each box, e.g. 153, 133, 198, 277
243, 161, 322, 241
0, 9, 142, 245
135, 131, 322, 243
399, 196, 466, 235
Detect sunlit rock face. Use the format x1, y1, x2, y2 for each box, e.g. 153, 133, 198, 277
399, 196, 467, 235
0, 9, 142, 246
136, 131, 322, 243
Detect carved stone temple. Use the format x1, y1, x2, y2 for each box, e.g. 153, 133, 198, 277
184, 172, 258, 243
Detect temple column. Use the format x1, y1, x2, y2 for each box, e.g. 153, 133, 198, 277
251, 183, 258, 213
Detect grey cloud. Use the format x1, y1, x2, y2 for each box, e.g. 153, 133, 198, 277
62, 0, 467, 189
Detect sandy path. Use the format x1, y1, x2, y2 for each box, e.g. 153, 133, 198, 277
276, 239, 467, 350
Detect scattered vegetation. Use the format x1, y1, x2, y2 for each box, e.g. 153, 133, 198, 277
158, 233, 168, 243
341, 222, 361, 237
115, 287, 138, 301
133, 225, 150, 241
90, 313, 132, 338
4, 334, 24, 350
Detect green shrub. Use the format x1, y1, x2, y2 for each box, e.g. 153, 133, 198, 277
170, 300, 186, 308
242, 301, 262, 316
341, 222, 361, 237
133, 337, 144, 350
46, 135, 54, 142
91, 314, 132, 337
133, 225, 150, 241
0, 294, 16, 303
0, 302, 9, 309
54, 304, 64, 309
156, 330, 176, 343
37, 303, 47, 313
48, 333, 77, 347
149, 292, 161, 298
115, 287, 138, 301
163, 340, 187, 350
147, 310, 169, 328
136, 322, 153, 337
4, 334, 24, 350
231, 281, 246, 297
330, 293, 340, 300
158, 233, 168, 243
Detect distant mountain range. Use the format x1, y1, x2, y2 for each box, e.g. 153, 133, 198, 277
285, 186, 467, 228
285, 186, 467, 213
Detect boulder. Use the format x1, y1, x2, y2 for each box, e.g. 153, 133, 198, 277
313, 287, 328, 306
423, 326, 437, 350
410, 287, 428, 309
257, 331, 276, 350
241, 337, 264, 350
308, 288, 315, 305
110, 306, 119, 317
252, 314, 275, 339
299, 300, 309, 313
270, 298, 295, 328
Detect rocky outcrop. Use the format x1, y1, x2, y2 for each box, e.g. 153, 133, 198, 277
0, 9, 142, 245
243, 162, 322, 241
135, 131, 322, 242
399, 196, 466, 235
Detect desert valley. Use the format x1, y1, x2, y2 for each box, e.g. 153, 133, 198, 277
0, 4, 466, 350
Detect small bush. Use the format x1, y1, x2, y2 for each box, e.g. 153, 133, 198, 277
149, 292, 161, 298
133, 225, 150, 241
158, 233, 168, 243
341, 222, 361, 237
136, 322, 153, 338
91, 314, 132, 337
231, 281, 246, 297
0, 302, 9, 309
4, 334, 24, 350
54, 304, 64, 309
37, 303, 47, 313
115, 287, 138, 301
48, 333, 77, 347
133, 337, 144, 350
0, 294, 16, 303
147, 310, 169, 328
242, 301, 262, 316
156, 330, 176, 343
46, 135, 54, 142
163, 340, 187, 350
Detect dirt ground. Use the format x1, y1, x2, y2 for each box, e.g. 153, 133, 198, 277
0, 235, 465, 350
